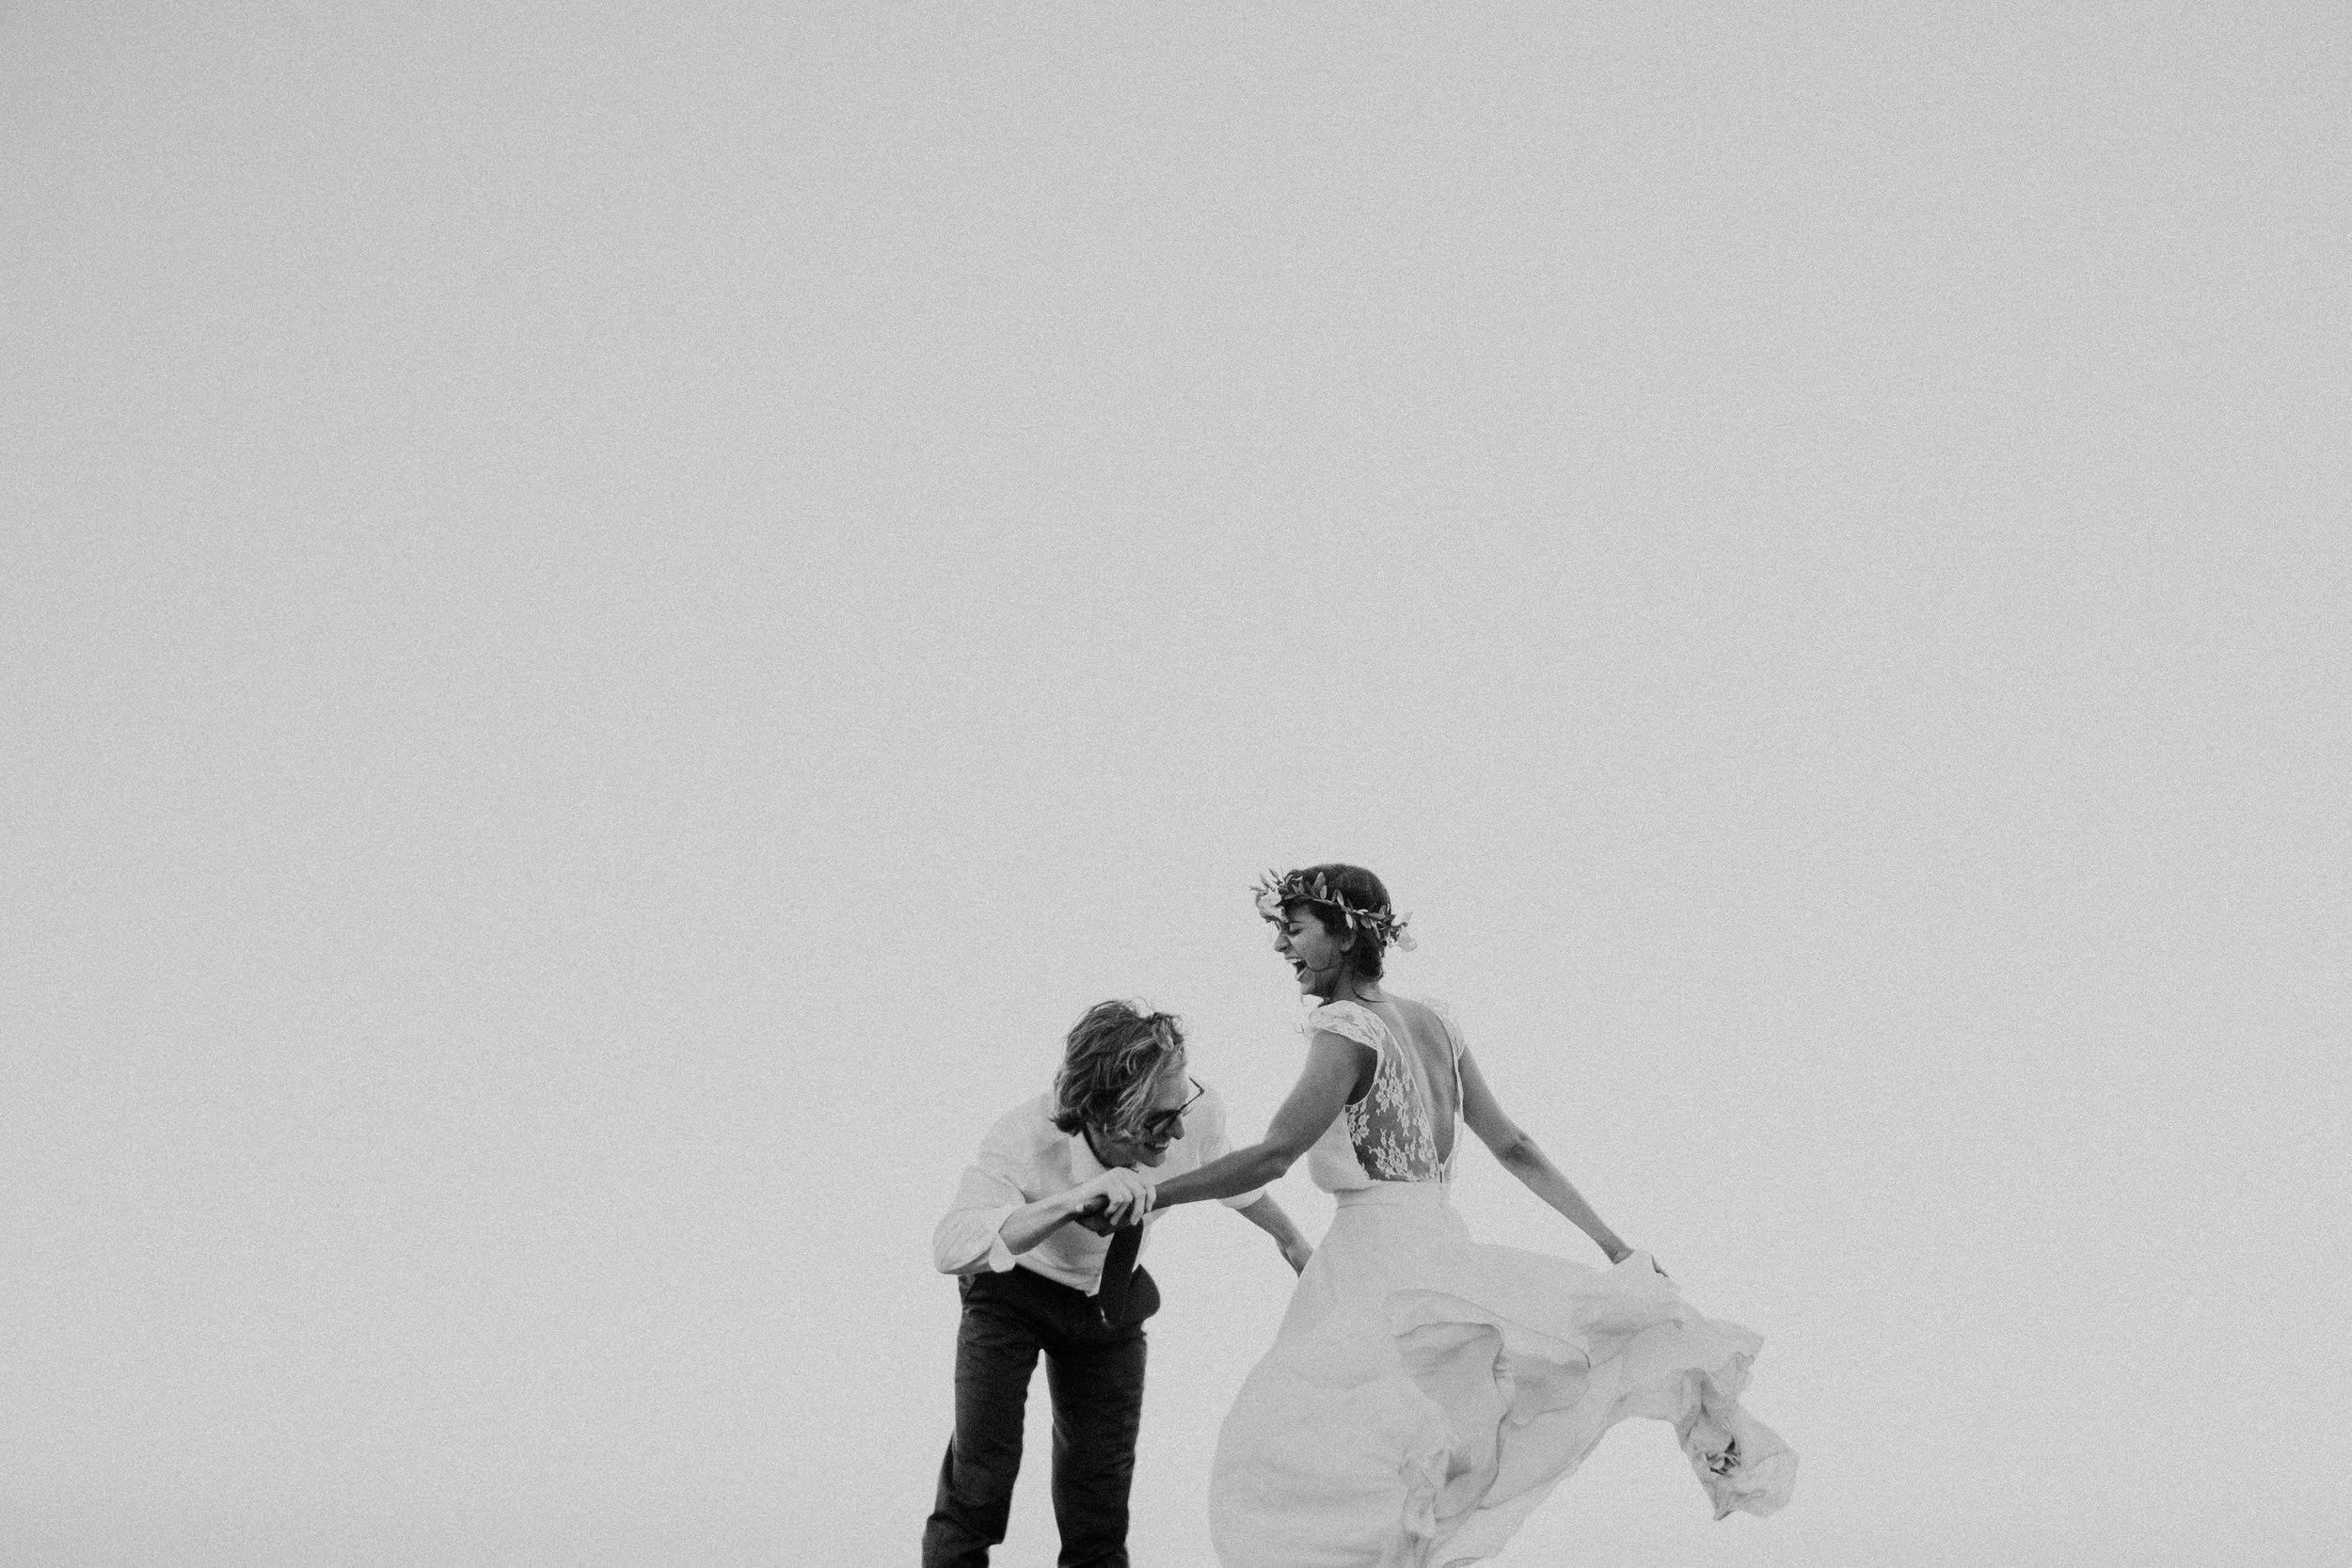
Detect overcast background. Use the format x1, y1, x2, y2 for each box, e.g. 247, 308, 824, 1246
7, 4, 2347, 1565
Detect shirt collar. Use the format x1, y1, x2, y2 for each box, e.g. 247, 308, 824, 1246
1068, 1125, 1110, 1182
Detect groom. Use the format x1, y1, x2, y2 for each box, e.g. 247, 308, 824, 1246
925, 1000, 1311, 1568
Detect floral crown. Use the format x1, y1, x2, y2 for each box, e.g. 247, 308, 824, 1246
1251, 869, 1417, 952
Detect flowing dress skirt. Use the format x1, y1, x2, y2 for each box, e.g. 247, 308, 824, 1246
1209, 1183, 1795, 1568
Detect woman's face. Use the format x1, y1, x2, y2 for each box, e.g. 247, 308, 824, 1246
1271, 902, 1352, 999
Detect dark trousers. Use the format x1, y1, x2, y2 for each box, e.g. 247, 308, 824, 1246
922, 1265, 1154, 1568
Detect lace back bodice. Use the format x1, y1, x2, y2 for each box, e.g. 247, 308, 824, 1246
1304, 998, 1464, 1185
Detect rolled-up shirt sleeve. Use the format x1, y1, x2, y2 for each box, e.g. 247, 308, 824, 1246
931, 1114, 1032, 1275
1193, 1087, 1267, 1210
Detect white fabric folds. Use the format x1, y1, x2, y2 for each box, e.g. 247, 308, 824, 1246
1210, 1183, 1794, 1568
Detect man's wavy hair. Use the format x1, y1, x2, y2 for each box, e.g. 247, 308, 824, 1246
1051, 1000, 1185, 1137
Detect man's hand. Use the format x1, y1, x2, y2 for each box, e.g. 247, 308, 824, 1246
1067, 1167, 1153, 1231
1092, 1166, 1154, 1227
1232, 1194, 1312, 1277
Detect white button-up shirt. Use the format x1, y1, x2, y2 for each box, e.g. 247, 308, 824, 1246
932, 1085, 1267, 1294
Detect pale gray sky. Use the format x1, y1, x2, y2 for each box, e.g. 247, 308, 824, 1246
6, 5, 2347, 1566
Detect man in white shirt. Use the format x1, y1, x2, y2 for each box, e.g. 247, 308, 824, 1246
924, 1000, 1311, 1568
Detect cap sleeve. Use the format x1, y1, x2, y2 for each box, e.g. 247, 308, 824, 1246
1421, 996, 1467, 1061
1300, 1001, 1385, 1054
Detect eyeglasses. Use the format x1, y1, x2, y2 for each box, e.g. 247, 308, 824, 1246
1136, 1078, 1205, 1142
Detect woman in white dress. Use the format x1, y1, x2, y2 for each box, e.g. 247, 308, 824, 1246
1107, 864, 1795, 1567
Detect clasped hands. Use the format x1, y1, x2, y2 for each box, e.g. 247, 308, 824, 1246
1067, 1166, 1155, 1234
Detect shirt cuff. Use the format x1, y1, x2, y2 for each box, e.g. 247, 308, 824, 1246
977, 1205, 1019, 1272
938, 1205, 1022, 1275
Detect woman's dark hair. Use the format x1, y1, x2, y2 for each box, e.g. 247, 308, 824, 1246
1284, 863, 1394, 981
1050, 1001, 1185, 1136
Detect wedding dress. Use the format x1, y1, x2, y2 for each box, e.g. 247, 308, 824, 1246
1208, 996, 1795, 1568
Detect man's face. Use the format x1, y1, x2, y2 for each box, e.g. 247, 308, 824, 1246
1088, 1054, 1194, 1169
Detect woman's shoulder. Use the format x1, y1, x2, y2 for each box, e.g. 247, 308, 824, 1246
1299, 999, 1386, 1052
1384, 993, 1465, 1051
1302, 994, 1461, 1053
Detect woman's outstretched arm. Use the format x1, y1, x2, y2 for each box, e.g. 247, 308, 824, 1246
1458, 1047, 1634, 1264
1116, 1033, 1369, 1216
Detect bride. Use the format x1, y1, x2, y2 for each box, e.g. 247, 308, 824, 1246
1099, 863, 1795, 1567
